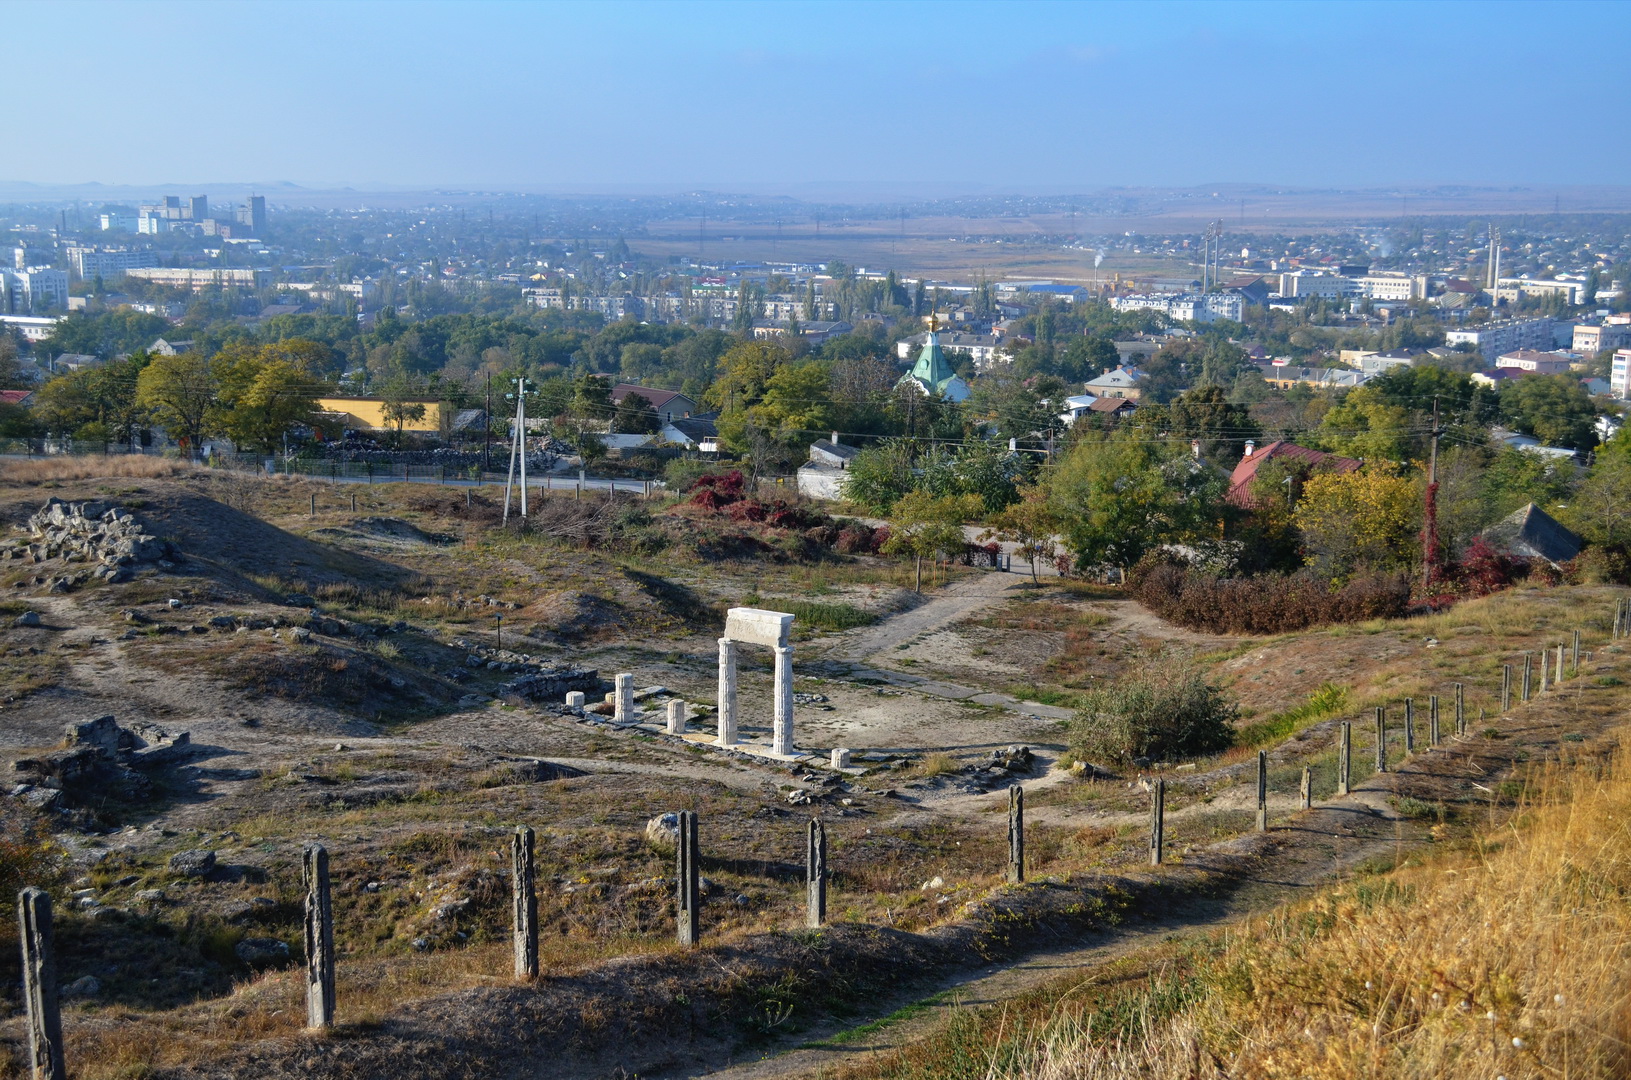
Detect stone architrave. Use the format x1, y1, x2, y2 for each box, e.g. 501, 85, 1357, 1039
716, 638, 738, 746
718, 607, 797, 755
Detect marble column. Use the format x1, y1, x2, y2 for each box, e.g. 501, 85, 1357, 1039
716, 638, 737, 746
772, 644, 794, 756
667, 699, 687, 735
614, 673, 634, 724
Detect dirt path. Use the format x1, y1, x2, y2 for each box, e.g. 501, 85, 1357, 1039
832, 572, 1023, 662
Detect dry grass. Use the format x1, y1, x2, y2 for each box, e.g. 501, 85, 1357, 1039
0, 455, 202, 484
924, 734, 1631, 1080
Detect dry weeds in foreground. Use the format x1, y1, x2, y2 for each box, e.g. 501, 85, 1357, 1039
0, 455, 201, 484
986, 738, 1631, 1080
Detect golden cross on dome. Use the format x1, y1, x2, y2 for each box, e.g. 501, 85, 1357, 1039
927, 312, 939, 332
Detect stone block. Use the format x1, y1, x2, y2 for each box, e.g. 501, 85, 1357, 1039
565, 691, 585, 707
724, 607, 795, 648
831, 748, 852, 770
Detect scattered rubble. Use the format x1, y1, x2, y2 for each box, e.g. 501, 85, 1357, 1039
2, 498, 180, 585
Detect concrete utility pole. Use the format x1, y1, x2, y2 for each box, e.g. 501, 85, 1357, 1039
1423, 398, 1442, 589
502, 377, 528, 523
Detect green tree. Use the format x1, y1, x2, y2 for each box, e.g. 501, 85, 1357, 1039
612, 393, 660, 434
842, 438, 919, 514
1313, 386, 1416, 462
136, 352, 217, 457
377, 371, 428, 446
1499, 374, 1599, 451
211, 343, 325, 453
1056, 333, 1119, 384
883, 490, 981, 592
1162, 384, 1261, 466
982, 484, 1060, 584
1048, 431, 1218, 573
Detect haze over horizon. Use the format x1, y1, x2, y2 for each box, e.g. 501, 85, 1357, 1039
6, 0, 1628, 195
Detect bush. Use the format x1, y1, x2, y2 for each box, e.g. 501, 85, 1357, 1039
1069, 652, 1237, 765
663, 457, 732, 493
1129, 556, 1411, 634
0, 804, 62, 914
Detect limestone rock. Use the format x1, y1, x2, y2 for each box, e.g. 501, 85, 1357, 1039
644, 812, 681, 854
169, 850, 216, 877
234, 938, 291, 966
61, 975, 102, 999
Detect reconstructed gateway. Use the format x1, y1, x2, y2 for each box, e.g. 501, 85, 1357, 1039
717, 606, 796, 756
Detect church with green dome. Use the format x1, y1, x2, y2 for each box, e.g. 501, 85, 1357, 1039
896, 319, 971, 402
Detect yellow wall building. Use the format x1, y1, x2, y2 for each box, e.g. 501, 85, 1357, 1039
316, 397, 445, 433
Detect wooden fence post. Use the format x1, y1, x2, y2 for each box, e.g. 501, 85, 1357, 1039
351, 492, 357, 513
1007, 784, 1024, 884
512, 826, 537, 980
1555, 644, 1564, 686
1299, 766, 1312, 810
1522, 652, 1532, 702
303, 843, 335, 1030
1455, 682, 1465, 735
1149, 778, 1165, 866
1501, 665, 1512, 712
1374, 707, 1387, 774
18, 888, 66, 1080
806, 818, 827, 929
1404, 698, 1415, 754
310, 492, 317, 517
1540, 652, 1550, 695
1429, 695, 1440, 747
1338, 722, 1351, 796
676, 810, 699, 946
1256, 751, 1268, 832
1572, 630, 1581, 675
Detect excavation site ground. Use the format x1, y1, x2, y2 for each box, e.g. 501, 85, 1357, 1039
0, 464, 1623, 1080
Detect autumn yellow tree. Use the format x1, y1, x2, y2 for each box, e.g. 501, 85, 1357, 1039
1293, 466, 1421, 582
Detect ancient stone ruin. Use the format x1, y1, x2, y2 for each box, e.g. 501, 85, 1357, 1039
10, 715, 192, 813
2, 499, 178, 585
717, 606, 797, 755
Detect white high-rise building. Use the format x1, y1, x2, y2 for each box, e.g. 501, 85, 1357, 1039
0, 268, 69, 314
1612, 348, 1630, 399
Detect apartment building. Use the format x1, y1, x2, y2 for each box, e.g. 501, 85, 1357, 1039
123, 267, 266, 291
1610, 348, 1630, 399
66, 247, 160, 281
1573, 320, 1631, 355
0, 268, 70, 314
1445, 317, 1557, 362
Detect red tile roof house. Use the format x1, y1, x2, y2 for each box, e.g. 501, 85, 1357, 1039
1225, 440, 1361, 508
0, 390, 34, 407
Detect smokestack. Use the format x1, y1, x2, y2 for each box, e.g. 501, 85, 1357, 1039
1243, 439, 1256, 459
1191, 439, 1202, 460
830, 431, 839, 446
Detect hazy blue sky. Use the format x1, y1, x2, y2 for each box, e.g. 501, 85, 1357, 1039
6, 0, 1625, 192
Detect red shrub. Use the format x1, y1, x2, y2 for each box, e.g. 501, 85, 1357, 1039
1129, 556, 1411, 634
726, 499, 768, 523
1451, 537, 1520, 598
688, 470, 746, 510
